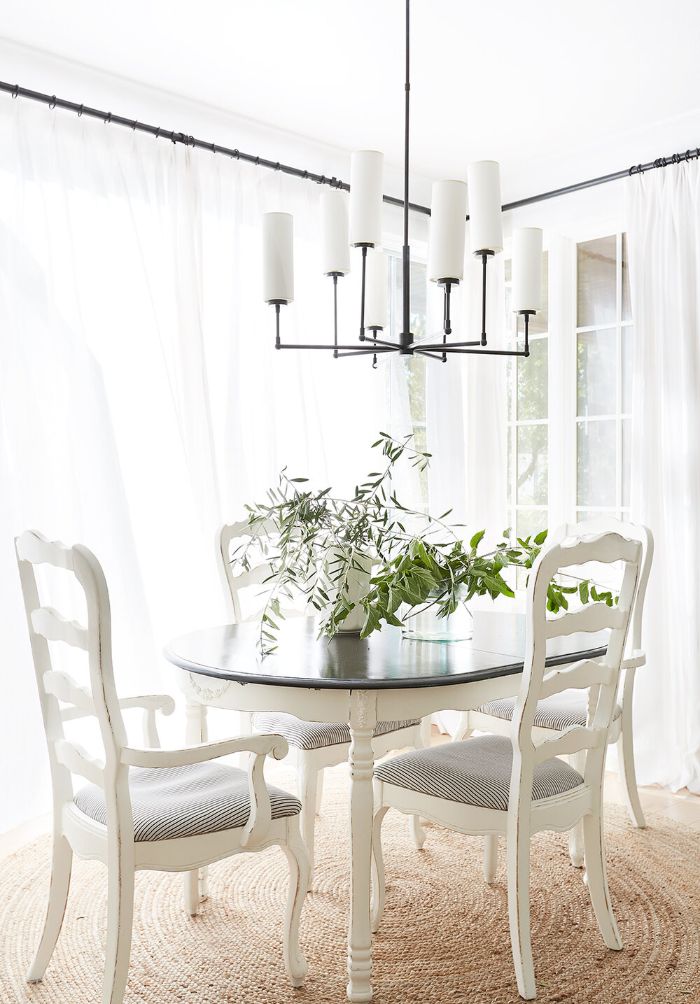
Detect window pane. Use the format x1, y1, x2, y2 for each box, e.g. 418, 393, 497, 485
577, 420, 616, 507
517, 425, 548, 505
515, 509, 548, 543
577, 328, 616, 416
622, 234, 631, 322
517, 336, 548, 420
577, 236, 616, 327
622, 418, 631, 507
507, 424, 514, 501
622, 326, 633, 413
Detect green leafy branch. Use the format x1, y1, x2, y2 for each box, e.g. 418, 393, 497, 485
234, 433, 616, 655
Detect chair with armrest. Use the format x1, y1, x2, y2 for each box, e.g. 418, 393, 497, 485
16, 530, 309, 1004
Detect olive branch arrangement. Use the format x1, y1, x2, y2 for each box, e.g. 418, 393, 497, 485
233, 433, 616, 655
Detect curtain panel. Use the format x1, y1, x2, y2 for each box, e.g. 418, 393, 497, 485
627, 162, 700, 793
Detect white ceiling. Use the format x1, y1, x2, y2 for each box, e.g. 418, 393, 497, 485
2, 0, 700, 203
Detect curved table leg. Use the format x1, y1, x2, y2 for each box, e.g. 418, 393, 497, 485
347, 690, 377, 1003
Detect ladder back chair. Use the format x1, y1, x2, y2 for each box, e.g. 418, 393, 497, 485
371, 529, 642, 1000
16, 530, 309, 1004
464, 516, 653, 869
213, 520, 428, 876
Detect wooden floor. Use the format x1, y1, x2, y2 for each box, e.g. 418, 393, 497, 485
1, 736, 698, 861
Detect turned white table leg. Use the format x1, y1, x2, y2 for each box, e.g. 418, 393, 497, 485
346, 690, 377, 1004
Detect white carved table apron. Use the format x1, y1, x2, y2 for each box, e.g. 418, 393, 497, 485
165, 620, 604, 1002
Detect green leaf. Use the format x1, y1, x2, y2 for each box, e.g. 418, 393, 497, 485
469, 529, 486, 550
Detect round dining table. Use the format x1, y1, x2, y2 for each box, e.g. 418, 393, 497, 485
165, 618, 604, 1002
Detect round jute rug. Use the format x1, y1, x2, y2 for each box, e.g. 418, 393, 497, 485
1, 764, 698, 1004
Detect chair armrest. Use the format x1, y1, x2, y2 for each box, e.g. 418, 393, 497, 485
622, 650, 645, 670
119, 694, 176, 747
121, 733, 289, 847
120, 733, 288, 768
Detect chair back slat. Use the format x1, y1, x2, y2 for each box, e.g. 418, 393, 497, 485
55, 739, 104, 787
219, 518, 307, 624
539, 658, 614, 699
532, 726, 604, 765
544, 602, 625, 638
31, 607, 89, 649
43, 670, 95, 714
15, 532, 75, 570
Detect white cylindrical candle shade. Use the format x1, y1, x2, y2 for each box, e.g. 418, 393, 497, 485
262, 212, 294, 303
512, 228, 543, 312
427, 180, 468, 282
364, 250, 388, 329
320, 190, 351, 275
467, 160, 503, 254
349, 150, 384, 247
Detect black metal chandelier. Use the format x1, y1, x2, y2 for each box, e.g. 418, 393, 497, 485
262, 0, 543, 365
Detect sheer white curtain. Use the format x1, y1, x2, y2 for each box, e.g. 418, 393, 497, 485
0, 98, 391, 831
627, 162, 700, 793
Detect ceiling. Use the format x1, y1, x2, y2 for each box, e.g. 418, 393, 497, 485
2, 0, 700, 202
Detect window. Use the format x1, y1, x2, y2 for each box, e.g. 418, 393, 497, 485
575, 234, 632, 520
506, 231, 633, 546
505, 252, 550, 540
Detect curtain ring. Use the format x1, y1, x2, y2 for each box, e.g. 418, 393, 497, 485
12, 84, 19, 99
104, 111, 112, 124
275, 161, 281, 171
211, 141, 216, 154
132, 119, 138, 131
49, 95, 57, 110
155, 126, 161, 139
77, 104, 84, 117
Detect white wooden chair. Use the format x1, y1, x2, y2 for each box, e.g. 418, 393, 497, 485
371, 529, 642, 1000
462, 517, 653, 870
16, 530, 309, 1004
213, 520, 428, 875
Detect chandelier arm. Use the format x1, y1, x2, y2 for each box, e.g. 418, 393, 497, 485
365, 335, 402, 349
417, 340, 482, 350
275, 343, 396, 351
335, 346, 397, 358
415, 348, 448, 361
438, 346, 530, 357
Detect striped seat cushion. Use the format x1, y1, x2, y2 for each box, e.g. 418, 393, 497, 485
253, 713, 420, 751
375, 734, 584, 811
74, 762, 301, 842
477, 690, 622, 732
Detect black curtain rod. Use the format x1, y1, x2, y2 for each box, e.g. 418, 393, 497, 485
2, 79, 699, 217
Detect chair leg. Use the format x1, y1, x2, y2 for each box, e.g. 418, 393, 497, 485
184, 702, 208, 914
582, 807, 622, 951
102, 844, 135, 1004
567, 751, 586, 868
453, 711, 473, 742
483, 834, 498, 884
315, 769, 325, 816
299, 761, 319, 881
616, 705, 646, 828
281, 820, 310, 988
26, 833, 73, 983
409, 722, 427, 848
507, 817, 536, 1000
371, 803, 389, 934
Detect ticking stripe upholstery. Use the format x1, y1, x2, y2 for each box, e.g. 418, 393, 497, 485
74, 762, 301, 842
253, 713, 420, 751
476, 690, 622, 732
375, 734, 584, 811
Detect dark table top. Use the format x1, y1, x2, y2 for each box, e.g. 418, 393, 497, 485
165, 619, 607, 691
